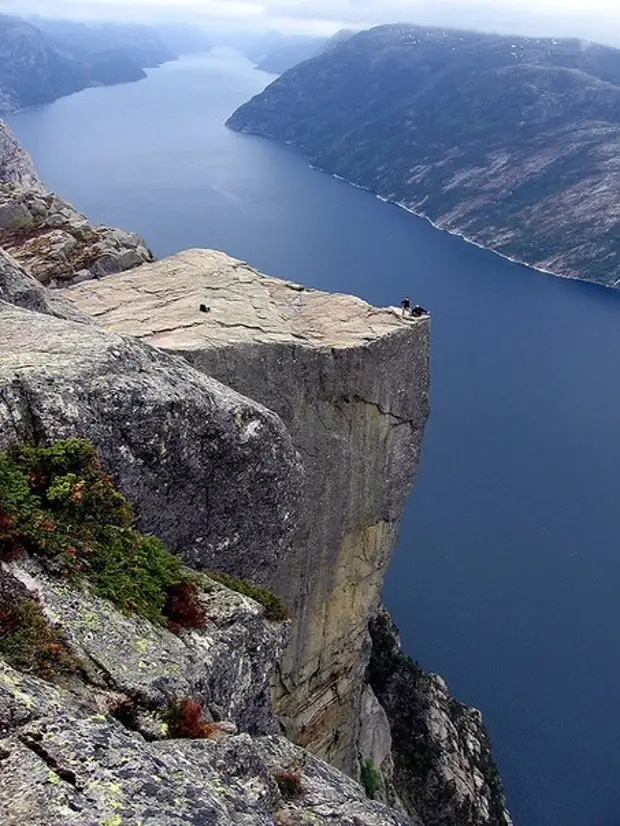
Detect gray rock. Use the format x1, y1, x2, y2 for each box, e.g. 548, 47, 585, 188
255, 734, 411, 825
67, 249, 430, 774
0, 302, 302, 585
0, 200, 32, 229
0, 182, 153, 285
8, 558, 288, 735
367, 610, 512, 826
0, 248, 93, 325
0, 659, 411, 826
92, 252, 122, 277
0, 120, 44, 190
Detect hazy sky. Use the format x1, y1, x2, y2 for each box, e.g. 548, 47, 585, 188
6, 0, 620, 44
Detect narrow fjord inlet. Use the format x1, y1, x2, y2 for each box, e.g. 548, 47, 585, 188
7, 47, 620, 826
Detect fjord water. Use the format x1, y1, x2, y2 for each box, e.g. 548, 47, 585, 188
8, 49, 620, 826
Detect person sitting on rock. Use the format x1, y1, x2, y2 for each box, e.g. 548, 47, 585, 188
411, 303, 428, 318
400, 296, 411, 317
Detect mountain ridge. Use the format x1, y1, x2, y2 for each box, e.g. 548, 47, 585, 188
228, 23, 620, 288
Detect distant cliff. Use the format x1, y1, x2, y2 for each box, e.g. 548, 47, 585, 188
229, 23, 620, 288
0, 14, 173, 113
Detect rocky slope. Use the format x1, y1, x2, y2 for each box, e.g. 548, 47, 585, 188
229, 23, 620, 288
0, 121, 153, 284
0, 121, 42, 189
367, 611, 512, 826
67, 248, 430, 776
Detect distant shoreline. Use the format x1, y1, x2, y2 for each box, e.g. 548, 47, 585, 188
307, 165, 606, 291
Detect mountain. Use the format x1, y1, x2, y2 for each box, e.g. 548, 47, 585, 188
31, 18, 174, 68
254, 34, 327, 74
0, 15, 174, 114
228, 24, 620, 288
0, 15, 90, 112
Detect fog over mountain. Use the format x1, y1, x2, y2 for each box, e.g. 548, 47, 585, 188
3, 0, 620, 46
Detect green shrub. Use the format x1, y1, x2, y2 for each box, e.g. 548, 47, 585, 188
0, 596, 78, 680
207, 570, 288, 621
360, 759, 384, 799
9, 214, 34, 231
0, 439, 204, 629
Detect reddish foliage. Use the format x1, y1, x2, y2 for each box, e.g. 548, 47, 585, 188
168, 699, 218, 739
273, 770, 303, 799
0, 508, 23, 562
165, 581, 206, 634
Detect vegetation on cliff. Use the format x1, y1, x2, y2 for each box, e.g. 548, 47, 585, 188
207, 570, 288, 621
0, 438, 204, 629
229, 23, 620, 287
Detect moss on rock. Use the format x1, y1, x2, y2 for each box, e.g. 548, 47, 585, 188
208, 570, 288, 621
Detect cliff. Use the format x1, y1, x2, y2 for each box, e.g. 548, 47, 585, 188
0, 114, 512, 823
0, 248, 410, 826
228, 23, 620, 288
0, 121, 153, 284
367, 611, 512, 826
66, 248, 430, 776
0, 121, 43, 189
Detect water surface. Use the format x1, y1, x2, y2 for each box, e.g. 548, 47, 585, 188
9, 48, 620, 826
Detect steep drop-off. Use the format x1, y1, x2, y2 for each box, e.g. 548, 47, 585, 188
229, 23, 620, 288
68, 248, 430, 774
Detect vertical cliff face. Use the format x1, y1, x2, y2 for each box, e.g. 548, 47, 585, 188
68, 248, 430, 773
368, 610, 512, 826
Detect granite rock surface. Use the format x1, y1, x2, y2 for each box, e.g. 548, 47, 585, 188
0, 271, 302, 585
68, 248, 431, 774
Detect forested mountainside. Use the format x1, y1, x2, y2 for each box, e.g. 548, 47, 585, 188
229, 24, 620, 288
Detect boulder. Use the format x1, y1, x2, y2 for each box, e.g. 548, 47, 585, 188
0, 300, 302, 585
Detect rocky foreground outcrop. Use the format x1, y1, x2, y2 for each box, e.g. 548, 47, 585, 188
68, 248, 430, 775
0, 121, 153, 286
0, 260, 301, 585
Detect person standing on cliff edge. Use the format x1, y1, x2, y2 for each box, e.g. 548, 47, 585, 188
400, 296, 410, 317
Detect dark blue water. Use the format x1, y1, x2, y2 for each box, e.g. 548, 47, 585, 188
8, 49, 620, 826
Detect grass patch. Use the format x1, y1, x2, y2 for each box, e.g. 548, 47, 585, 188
360, 758, 384, 799
0, 595, 78, 680
207, 571, 288, 621
0, 439, 205, 630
